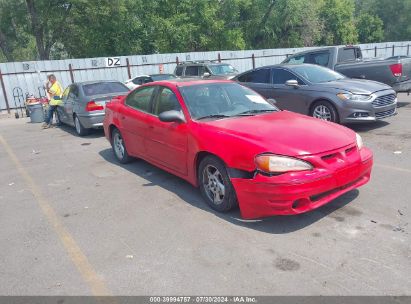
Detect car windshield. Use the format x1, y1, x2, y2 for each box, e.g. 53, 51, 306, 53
83, 82, 129, 96
208, 64, 238, 75
179, 82, 278, 120
290, 65, 345, 83
150, 74, 177, 81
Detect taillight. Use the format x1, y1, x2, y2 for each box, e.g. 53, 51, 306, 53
390, 63, 402, 77
86, 101, 104, 111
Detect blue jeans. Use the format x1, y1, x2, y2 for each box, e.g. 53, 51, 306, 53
45, 105, 58, 124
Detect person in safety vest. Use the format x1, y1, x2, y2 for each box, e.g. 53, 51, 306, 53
42, 74, 63, 129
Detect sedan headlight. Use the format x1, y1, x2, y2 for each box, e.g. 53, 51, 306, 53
255, 154, 313, 174
356, 133, 363, 150
337, 93, 372, 101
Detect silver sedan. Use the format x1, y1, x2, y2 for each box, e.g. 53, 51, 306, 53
57, 80, 129, 136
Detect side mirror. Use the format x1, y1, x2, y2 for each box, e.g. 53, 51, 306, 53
158, 110, 185, 123
267, 98, 277, 105
203, 72, 211, 78
285, 79, 299, 88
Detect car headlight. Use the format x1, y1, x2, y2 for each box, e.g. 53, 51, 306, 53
255, 154, 313, 174
337, 93, 372, 101
356, 133, 363, 150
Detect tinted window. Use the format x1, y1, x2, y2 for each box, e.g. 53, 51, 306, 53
125, 86, 156, 112
338, 48, 356, 62
185, 66, 200, 76
272, 69, 303, 85
150, 74, 177, 81
70, 85, 79, 97
154, 87, 181, 115
284, 54, 305, 64
132, 77, 144, 85
308, 52, 330, 66
237, 69, 270, 83
83, 82, 129, 96
175, 66, 183, 76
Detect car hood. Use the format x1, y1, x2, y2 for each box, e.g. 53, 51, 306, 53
315, 78, 392, 94
199, 111, 355, 156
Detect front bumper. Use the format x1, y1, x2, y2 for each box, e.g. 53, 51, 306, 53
231, 147, 373, 219
77, 113, 105, 129
339, 91, 397, 123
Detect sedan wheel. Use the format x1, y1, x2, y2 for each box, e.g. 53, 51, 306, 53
311, 101, 339, 123
74, 115, 89, 136
199, 156, 237, 212
111, 128, 132, 164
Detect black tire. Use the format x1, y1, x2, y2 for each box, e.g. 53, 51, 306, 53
111, 128, 132, 164
74, 115, 89, 136
198, 156, 238, 212
310, 100, 339, 123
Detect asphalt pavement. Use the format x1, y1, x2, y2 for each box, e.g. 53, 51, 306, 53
0, 94, 410, 296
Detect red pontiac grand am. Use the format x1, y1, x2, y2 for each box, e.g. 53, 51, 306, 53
103, 79, 373, 219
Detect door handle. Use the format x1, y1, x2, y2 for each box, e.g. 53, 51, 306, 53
120, 115, 126, 120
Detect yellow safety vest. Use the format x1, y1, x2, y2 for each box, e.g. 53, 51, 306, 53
49, 81, 63, 106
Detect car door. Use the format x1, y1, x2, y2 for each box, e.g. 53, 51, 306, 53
119, 86, 156, 157
269, 68, 309, 113
57, 86, 70, 123
236, 68, 272, 97
144, 86, 188, 175
66, 85, 79, 125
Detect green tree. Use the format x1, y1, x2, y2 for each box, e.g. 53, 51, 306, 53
356, 12, 384, 43
319, 0, 358, 45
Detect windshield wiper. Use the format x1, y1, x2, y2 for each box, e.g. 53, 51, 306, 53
236, 109, 277, 116
196, 114, 231, 120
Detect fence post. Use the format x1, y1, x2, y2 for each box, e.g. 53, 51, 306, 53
392, 44, 395, 57
252, 54, 255, 69
0, 69, 10, 114
126, 58, 131, 79
176, 56, 179, 65
69, 64, 74, 84
374, 46, 377, 57
218, 53, 221, 63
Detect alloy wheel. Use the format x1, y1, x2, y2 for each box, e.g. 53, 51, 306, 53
313, 105, 332, 121
113, 132, 125, 160
202, 164, 225, 205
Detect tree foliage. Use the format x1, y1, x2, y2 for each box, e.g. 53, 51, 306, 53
0, 0, 406, 62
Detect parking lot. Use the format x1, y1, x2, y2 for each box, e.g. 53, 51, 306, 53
0, 94, 410, 296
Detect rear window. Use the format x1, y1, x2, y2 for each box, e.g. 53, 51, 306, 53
151, 74, 177, 81
83, 82, 129, 96
338, 48, 357, 62
175, 66, 183, 76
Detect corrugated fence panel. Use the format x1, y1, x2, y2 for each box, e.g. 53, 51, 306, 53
1, 40, 411, 110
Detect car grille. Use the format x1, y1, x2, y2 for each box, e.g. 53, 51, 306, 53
372, 94, 396, 108
375, 108, 396, 119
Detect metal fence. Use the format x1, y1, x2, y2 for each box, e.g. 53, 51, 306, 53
1, 40, 410, 112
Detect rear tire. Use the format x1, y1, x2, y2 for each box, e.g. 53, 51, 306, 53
111, 128, 132, 164
74, 115, 89, 136
310, 101, 339, 123
198, 156, 238, 212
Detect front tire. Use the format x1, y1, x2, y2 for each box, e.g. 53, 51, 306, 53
198, 156, 238, 212
311, 101, 339, 123
111, 128, 132, 164
74, 115, 89, 136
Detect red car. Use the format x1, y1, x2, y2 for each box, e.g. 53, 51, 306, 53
103, 79, 373, 219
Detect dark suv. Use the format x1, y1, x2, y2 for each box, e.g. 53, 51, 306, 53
174, 61, 239, 79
